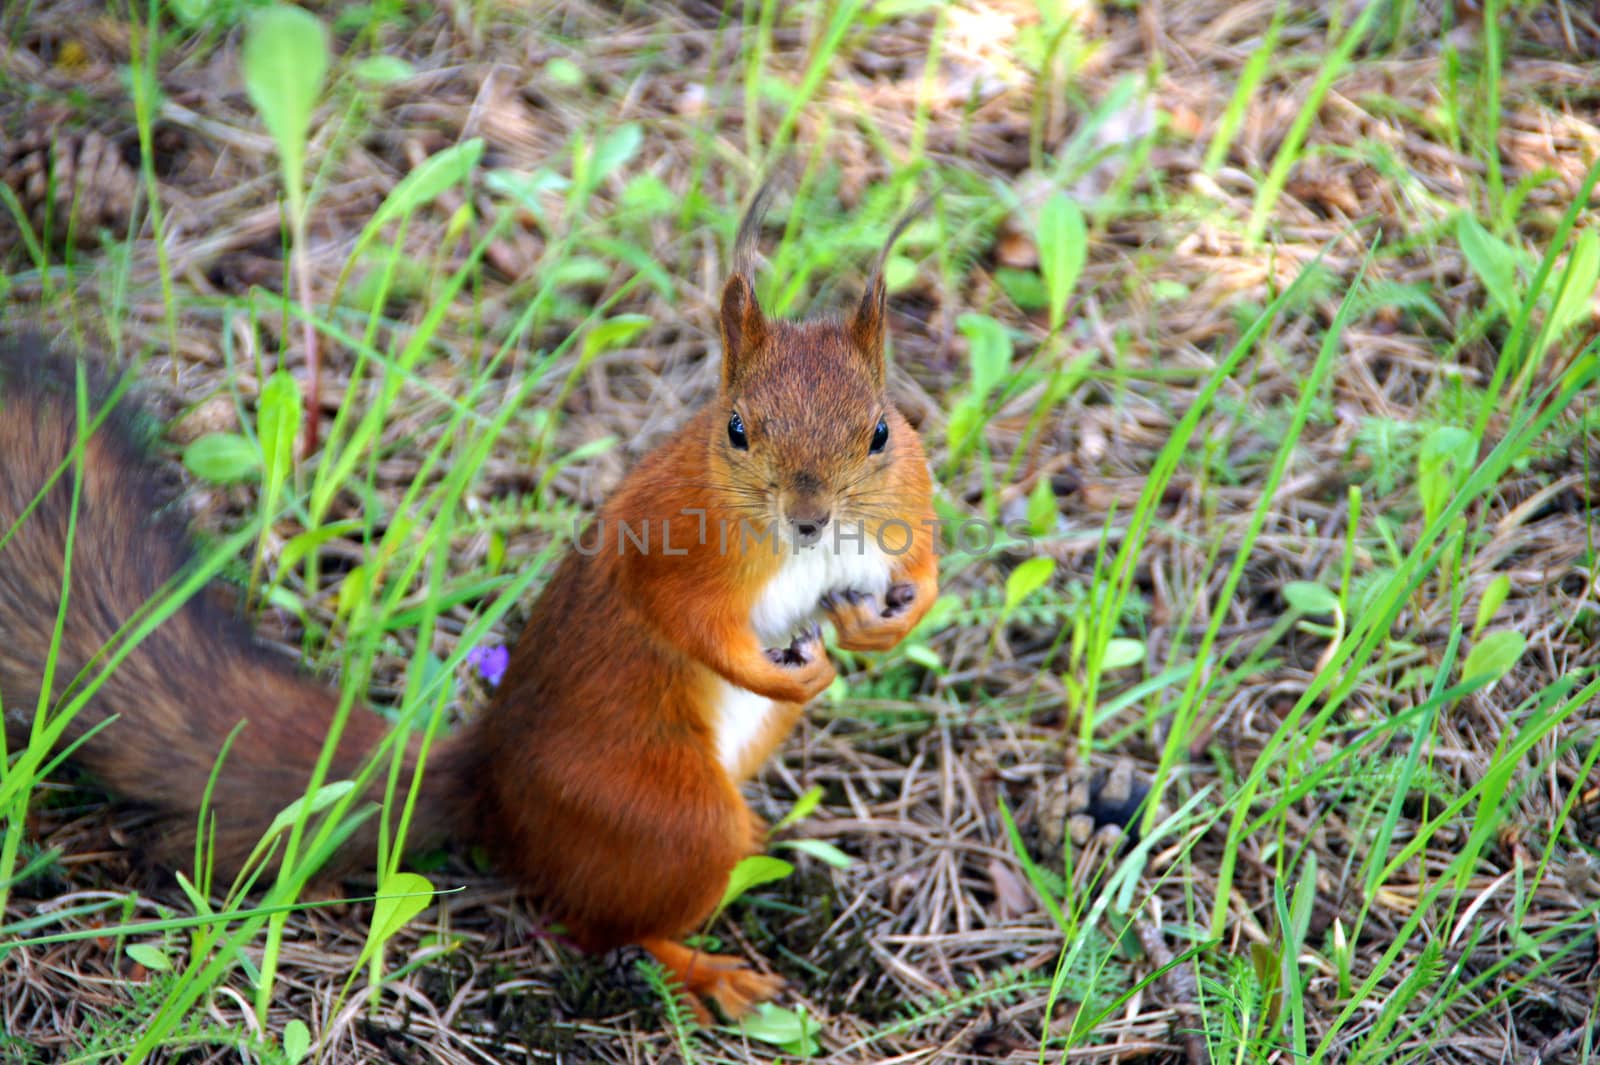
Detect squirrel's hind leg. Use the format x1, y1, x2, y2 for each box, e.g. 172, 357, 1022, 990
639, 936, 784, 1023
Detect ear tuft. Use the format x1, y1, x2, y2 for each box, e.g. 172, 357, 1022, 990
850, 194, 931, 386
720, 273, 767, 390
848, 271, 887, 384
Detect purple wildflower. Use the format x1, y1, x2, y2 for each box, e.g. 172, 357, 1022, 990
465, 644, 509, 687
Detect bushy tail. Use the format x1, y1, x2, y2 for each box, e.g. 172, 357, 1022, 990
0, 334, 469, 880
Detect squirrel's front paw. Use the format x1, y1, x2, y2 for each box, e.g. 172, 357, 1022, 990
764, 624, 835, 701
822, 582, 918, 652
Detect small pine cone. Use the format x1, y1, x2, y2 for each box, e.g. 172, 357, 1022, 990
1025, 755, 1162, 870
3, 128, 139, 244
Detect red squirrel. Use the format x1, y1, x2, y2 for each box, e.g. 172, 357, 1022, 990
0, 194, 938, 1020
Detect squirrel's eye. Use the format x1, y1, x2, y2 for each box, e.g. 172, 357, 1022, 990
728, 411, 749, 450
869, 414, 889, 454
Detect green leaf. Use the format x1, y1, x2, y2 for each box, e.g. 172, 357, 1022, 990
371, 140, 483, 233
621, 173, 675, 216
126, 943, 171, 971
1003, 556, 1056, 613
1548, 229, 1599, 343
182, 433, 261, 484
358, 872, 437, 969
1283, 581, 1339, 616
484, 167, 570, 222
717, 855, 793, 910
1037, 193, 1086, 333
957, 313, 1012, 400
282, 1020, 311, 1065
1026, 476, 1056, 536
258, 370, 302, 486
995, 267, 1048, 310
771, 785, 823, 834
1417, 425, 1476, 524
1096, 637, 1145, 671
264, 780, 355, 841
1455, 213, 1519, 318
1474, 574, 1511, 639
740, 1003, 821, 1055
944, 396, 984, 458
774, 838, 854, 868
336, 564, 369, 620
353, 55, 414, 86
1462, 630, 1525, 686
548, 256, 613, 288
545, 57, 583, 87
591, 123, 642, 181
242, 5, 329, 211
279, 520, 365, 574
885, 253, 918, 293
581, 313, 652, 363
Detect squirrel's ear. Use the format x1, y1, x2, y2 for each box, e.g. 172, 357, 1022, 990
720, 273, 768, 390
848, 271, 887, 387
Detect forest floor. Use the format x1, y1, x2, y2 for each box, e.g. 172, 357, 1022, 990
3, 0, 1600, 1062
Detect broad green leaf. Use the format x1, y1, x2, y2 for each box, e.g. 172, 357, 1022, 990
1097, 637, 1145, 671
885, 253, 918, 293
1283, 581, 1339, 616
126, 943, 171, 971
775, 839, 854, 868
358, 872, 437, 969
1417, 425, 1476, 524
1548, 229, 1599, 343
182, 433, 260, 484
1026, 476, 1056, 536
258, 370, 302, 485
1462, 630, 1525, 685
1003, 556, 1056, 613
717, 855, 793, 910
944, 396, 984, 458
740, 1002, 821, 1055
336, 564, 369, 620
371, 140, 483, 232
903, 643, 942, 671
592, 123, 642, 180
1474, 574, 1511, 639
549, 256, 612, 288
621, 173, 674, 216
582, 314, 652, 363
484, 168, 571, 222
282, 1020, 311, 1065
957, 313, 1012, 400
1455, 213, 1519, 318
1038, 193, 1086, 333
242, 5, 329, 209
995, 267, 1048, 310
545, 57, 583, 87
771, 785, 824, 834
353, 55, 413, 86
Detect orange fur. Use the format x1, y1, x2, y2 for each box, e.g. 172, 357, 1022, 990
463, 224, 939, 1017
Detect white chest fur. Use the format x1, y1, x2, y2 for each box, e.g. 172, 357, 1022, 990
714, 537, 894, 774
713, 681, 778, 776
749, 538, 894, 646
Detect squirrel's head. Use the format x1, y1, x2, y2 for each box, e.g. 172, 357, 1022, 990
709, 188, 917, 549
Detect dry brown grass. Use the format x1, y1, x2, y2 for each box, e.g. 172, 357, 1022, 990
4, 0, 1600, 1061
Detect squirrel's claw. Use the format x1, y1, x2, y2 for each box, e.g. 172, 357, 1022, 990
641, 937, 785, 1023
823, 583, 919, 652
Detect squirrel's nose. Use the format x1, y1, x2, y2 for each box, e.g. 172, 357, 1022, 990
789, 512, 830, 547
